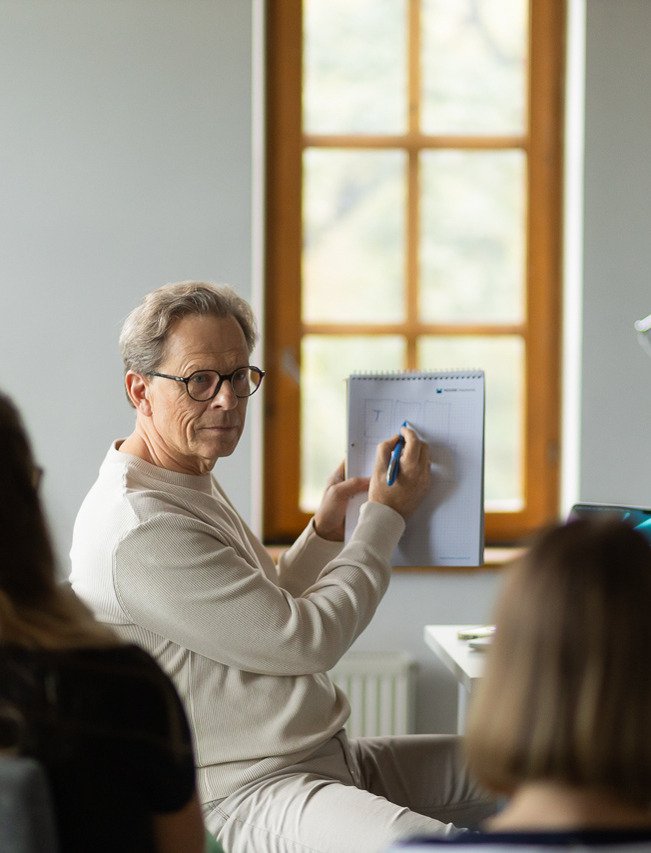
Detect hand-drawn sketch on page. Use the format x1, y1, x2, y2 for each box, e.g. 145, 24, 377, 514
344, 371, 485, 567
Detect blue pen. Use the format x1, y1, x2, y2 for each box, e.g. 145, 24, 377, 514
386, 421, 409, 486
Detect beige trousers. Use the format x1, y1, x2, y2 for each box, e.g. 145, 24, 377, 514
203, 731, 495, 853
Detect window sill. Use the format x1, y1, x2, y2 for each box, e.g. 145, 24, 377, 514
265, 544, 523, 571
393, 546, 524, 572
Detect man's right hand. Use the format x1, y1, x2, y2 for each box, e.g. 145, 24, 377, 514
368, 424, 431, 519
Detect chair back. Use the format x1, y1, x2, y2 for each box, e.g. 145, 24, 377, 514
0, 756, 59, 852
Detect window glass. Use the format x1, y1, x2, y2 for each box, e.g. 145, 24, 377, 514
418, 335, 524, 509
421, 0, 528, 135
303, 149, 406, 323
304, 0, 407, 134
420, 150, 526, 323
300, 335, 405, 509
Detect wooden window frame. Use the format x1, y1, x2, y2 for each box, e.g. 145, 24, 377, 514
264, 0, 565, 547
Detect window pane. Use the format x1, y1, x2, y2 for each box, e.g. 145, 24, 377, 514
303, 149, 406, 323
417, 336, 524, 509
304, 0, 407, 134
420, 150, 525, 323
301, 335, 406, 510
421, 0, 528, 135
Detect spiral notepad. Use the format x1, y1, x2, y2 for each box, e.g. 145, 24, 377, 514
344, 370, 485, 567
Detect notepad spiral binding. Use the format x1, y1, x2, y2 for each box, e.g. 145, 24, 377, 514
349, 369, 484, 380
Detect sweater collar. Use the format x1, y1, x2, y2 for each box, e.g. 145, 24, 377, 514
107, 440, 215, 494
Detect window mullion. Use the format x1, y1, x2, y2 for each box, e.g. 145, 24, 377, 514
405, 0, 422, 369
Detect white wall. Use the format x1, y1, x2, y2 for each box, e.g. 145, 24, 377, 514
579, 0, 651, 504
0, 0, 257, 568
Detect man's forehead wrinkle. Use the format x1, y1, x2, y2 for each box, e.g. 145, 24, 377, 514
160, 321, 248, 373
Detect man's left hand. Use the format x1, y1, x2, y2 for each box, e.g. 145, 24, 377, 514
313, 461, 369, 541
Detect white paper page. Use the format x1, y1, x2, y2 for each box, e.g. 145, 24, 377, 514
344, 372, 485, 567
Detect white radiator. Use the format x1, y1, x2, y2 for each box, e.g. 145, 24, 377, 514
329, 651, 417, 738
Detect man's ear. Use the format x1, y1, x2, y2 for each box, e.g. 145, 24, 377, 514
125, 371, 153, 416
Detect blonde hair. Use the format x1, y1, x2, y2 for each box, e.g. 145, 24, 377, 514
0, 393, 117, 649
119, 280, 258, 407
466, 518, 651, 807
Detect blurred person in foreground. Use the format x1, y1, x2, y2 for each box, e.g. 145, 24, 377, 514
0, 391, 207, 853
70, 280, 494, 853
389, 517, 651, 852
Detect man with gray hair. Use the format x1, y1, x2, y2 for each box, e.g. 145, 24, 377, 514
70, 281, 493, 853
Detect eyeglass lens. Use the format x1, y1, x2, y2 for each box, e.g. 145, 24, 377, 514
186, 368, 263, 401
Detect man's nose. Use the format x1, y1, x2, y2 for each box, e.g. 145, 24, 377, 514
209, 379, 238, 409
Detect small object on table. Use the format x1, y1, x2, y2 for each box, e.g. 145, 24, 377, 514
456, 625, 495, 640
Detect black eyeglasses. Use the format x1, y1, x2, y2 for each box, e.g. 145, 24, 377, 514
147, 366, 265, 401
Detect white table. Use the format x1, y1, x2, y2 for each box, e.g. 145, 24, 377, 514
424, 625, 488, 733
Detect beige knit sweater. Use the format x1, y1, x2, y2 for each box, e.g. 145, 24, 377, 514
69, 443, 405, 802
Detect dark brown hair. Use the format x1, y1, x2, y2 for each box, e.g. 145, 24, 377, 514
0, 394, 56, 609
0, 393, 117, 648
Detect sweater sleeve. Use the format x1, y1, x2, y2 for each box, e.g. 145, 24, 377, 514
113, 501, 404, 676
210, 476, 344, 596
275, 518, 345, 596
